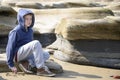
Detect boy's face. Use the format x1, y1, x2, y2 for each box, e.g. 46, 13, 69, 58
24, 14, 32, 27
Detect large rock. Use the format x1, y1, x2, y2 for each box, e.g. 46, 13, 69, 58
104, 3, 120, 16
1, 6, 113, 47
0, 54, 63, 73
15, 1, 101, 9
12, 7, 114, 34
114, 0, 120, 2
33, 7, 114, 33
0, 6, 16, 36
0, 24, 13, 36
1, 0, 100, 8
30, 7, 113, 19
105, 3, 120, 10
47, 35, 120, 69
32, 7, 113, 34
45, 60, 63, 73
91, 0, 114, 2
92, 0, 120, 7
1, 0, 120, 70
1, 0, 18, 6
113, 11, 120, 16
55, 16, 120, 40
54, 51, 120, 68
0, 6, 56, 47
15, 2, 42, 9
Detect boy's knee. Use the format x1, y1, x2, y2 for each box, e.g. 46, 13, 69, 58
33, 40, 39, 44
44, 51, 50, 61
33, 40, 41, 45
31, 40, 42, 49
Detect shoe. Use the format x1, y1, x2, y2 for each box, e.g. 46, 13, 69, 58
110, 75, 120, 79
18, 60, 33, 74
113, 76, 120, 79
37, 66, 56, 77
28, 66, 37, 73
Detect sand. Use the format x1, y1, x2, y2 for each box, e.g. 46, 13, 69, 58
0, 56, 120, 80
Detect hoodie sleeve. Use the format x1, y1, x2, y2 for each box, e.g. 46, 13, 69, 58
6, 31, 17, 68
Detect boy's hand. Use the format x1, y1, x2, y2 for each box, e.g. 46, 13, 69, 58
10, 67, 17, 74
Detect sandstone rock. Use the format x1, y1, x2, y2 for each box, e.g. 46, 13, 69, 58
0, 6, 16, 36
33, 15, 59, 33
0, 54, 63, 73
0, 24, 13, 36
47, 35, 120, 68
113, 10, 120, 16
0, 0, 2, 4
16, 2, 42, 9
1, 0, 101, 8
33, 7, 114, 34
33, 7, 113, 19
105, 3, 120, 10
0, 6, 16, 13
101, 0, 114, 2
12, 7, 60, 34
92, 0, 114, 2
45, 60, 63, 73
106, 16, 120, 22
15, 2, 88, 9
12, 7, 113, 34
54, 51, 120, 68
55, 16, 120, 40
1, 0, 120, 70
1, 0, 18, 6
114, 0, 120, 2
0, 54, 10, 72
47, 34, 120, 59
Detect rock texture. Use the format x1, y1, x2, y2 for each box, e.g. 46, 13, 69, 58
55, 16, 120, 40
0, 6, 16, 36
0, 0, 120, 69
47, 35, 120, 68
0, 54, 63, 73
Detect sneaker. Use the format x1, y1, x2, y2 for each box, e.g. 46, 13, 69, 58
18, 60, 33, 74
37, 66, 56, 77
28, 66, 37, 73
110, 75, 120, 79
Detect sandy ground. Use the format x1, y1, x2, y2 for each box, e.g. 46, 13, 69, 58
0, 56, 120, 80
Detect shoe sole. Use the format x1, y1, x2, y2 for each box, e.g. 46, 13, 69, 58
18, 63, 33, 74
36, 73, 56, 77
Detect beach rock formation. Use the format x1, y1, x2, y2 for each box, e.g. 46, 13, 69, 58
55, 16, 120, 40
0, 0, 120, 69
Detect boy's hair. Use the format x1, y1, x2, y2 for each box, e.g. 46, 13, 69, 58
23, 13, 33, 18
16, 13, 33, 24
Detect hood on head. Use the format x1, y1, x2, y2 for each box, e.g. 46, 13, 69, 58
17, 9, 35, 30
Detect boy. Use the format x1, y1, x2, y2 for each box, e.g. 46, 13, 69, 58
6, 9, 55, 77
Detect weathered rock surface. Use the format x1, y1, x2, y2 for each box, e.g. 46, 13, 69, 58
0, 54, 63, 73
0, 6, 16, 36
45, 60, 63, 73
55, 16, 120, 40
91, 0, 120, 2
113, 10, 120, 16
15, 2, 101, 9
0, 0, 120, 69
11, 7, 114, 34
1, 0, 101, 9
47, 35, 120, 68
105, 3, 120, 10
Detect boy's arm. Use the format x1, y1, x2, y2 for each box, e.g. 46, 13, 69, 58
6, 31, 17, 69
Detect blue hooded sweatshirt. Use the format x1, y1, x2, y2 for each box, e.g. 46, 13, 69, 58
6, 9, 35, 68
